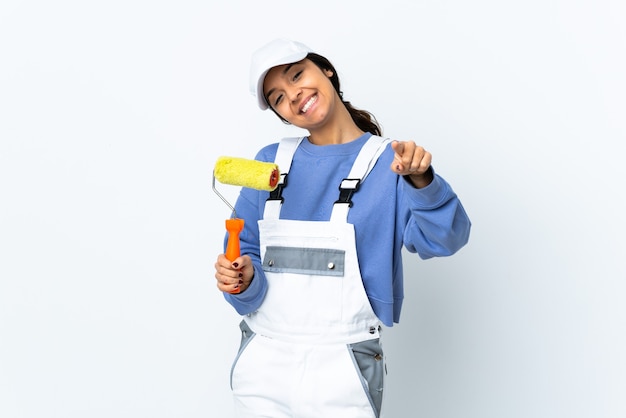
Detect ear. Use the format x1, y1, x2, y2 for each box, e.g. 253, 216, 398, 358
324, 69, 334, 77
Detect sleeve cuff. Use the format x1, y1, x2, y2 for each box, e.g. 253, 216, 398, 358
402, 167, 452, 208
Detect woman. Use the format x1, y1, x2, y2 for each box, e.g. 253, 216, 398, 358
214, 38, 471, 418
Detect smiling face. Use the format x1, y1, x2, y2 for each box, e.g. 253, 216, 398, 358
262, 58, 339, 130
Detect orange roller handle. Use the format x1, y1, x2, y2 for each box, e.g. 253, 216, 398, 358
225, 218, 245, 294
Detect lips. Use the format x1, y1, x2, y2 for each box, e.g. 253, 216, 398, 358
299, 94, 318, 114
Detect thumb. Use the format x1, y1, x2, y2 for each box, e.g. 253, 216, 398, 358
390, 141, 406, 173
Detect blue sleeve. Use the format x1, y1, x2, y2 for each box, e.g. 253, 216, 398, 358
400, 168, 471, 259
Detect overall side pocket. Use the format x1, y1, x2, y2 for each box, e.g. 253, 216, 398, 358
230, 320, 256, 390
348, 338, 386, 418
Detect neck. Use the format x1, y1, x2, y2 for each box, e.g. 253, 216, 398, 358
307, 104, 364, 145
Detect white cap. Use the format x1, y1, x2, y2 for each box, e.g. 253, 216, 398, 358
249, 39, 313, 110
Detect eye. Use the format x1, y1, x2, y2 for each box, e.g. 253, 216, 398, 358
293, 70, 303, 81
274, 94, 283, 107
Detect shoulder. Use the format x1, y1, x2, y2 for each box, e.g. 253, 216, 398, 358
254, 142, 279, 162
378, 137, 396, 163
255, 136, 306, 162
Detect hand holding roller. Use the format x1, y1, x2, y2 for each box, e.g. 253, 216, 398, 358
212, 156, 280, 294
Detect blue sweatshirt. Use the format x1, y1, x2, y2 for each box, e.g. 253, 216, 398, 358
223, 132, 471, 326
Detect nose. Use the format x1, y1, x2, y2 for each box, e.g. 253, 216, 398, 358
287, 86, 302, 104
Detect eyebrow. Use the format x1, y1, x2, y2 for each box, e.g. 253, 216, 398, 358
265, 64, 296, 103
282, 63, 294, 75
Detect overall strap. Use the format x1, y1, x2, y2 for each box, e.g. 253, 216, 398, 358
263, 137, 304, 220
330, 135, 392, 222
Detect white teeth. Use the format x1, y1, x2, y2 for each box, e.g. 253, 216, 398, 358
301, 95, 317, 113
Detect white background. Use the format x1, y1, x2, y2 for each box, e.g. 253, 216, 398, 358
1, 1, 625, 417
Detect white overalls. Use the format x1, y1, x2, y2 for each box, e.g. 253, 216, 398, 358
231, 136, 391, 418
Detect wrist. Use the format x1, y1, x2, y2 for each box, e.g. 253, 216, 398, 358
405, 166, 434, 188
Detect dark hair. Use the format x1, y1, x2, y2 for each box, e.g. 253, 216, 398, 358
267, 53, 382, 136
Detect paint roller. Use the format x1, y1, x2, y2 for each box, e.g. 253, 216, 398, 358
212, 156, 280, 293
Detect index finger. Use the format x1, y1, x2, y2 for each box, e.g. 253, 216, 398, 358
391, 140, 405, 156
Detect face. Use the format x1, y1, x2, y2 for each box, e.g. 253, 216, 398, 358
263, 59, 338, 130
